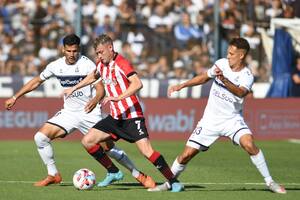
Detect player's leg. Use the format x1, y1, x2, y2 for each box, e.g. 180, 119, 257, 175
80, 112, 127, 187
81, 128, 124, 187
33, 109, 82, 186
135, 138, 183, 192
235, 131, 286, 194
102, 140, 156, 188
148, 122, 215, 192
33, 123, 66, 186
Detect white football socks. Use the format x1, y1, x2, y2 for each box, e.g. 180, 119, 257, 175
171, 158, 186, 178
106, 146, 140, 178
250, 149, 273, 185
34, 132, 58, 176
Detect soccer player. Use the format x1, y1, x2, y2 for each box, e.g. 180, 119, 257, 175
63, 34, 184, 192
149, 37, 286, 194
4, 34, 155, 188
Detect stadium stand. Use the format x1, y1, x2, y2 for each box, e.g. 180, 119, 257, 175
0, 0, 300, 97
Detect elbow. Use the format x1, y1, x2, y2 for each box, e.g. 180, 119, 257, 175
238, 93, 245, 98
138, 81, 143, 90
238, 91, 248, 98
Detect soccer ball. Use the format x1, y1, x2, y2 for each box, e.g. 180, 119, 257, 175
72, 168, 96, 190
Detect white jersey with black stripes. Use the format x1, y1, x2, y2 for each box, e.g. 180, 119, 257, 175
40, 55, 99, 112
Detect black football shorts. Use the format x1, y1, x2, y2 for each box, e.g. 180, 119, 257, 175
92, 115, 149, 143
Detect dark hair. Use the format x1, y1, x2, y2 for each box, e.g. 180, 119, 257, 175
63, 34, 80, 46
229, 37, 250, 55
93, 34, 113, 49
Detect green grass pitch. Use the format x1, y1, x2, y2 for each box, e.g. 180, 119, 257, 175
0, 140, 299, 200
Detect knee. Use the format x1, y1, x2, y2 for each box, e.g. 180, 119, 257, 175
81, 135, 93, 149
34, 132, 50, 147
241, 140, 259, 155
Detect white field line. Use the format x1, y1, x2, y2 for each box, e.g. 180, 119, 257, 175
0, 180, 299, 186
288, 139, 300, 144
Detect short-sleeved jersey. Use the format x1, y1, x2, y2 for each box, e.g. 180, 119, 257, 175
97, 53, 143, 120
40, 55, 100, 112
203, 58, 254, 126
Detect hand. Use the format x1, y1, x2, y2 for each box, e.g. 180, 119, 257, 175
214, 66, 223, 76
215, 67, 225, 81
84, 98, 98, 113
62, 87, 75, 99
102, 96, 119, 105
168, 85, 181, 97
5, 97, 16, 110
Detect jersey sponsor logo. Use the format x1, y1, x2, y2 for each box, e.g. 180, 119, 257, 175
102, 78, 117, 86
212, 88, 234, 103
57, 75, 86, 87
69, 91, 84, 98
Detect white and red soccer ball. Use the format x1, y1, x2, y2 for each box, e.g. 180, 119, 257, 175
72, 168, 96, 190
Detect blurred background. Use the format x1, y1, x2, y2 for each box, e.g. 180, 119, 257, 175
1, 0, 300, 140
1, 0, 300, 98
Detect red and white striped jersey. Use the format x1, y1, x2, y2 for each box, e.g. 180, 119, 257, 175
97, 53, 144, 120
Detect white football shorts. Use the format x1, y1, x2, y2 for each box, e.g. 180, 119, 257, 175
186, 116, 252, 149
47, 108, 102, 135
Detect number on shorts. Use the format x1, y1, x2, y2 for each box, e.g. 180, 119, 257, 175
135, 120, 144, 135
192, 127, 202, 135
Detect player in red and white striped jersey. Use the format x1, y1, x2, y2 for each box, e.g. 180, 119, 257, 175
5, 34, 154, 188
97, 52, 143, 119
64, 34, 183, 192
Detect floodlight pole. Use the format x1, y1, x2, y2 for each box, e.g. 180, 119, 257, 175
214, 0, 220, 61
75, 0, 82, 37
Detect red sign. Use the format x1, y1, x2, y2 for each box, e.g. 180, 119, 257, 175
1, 98, 300, 140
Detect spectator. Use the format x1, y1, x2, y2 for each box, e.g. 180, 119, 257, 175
5, 46, 26, 75
38, 39, 59, 62
171, 59, 188, 79
148, 4, 174, 57
173, 12, 202, 49
94, 0, 118, 26
126, 23, 146, 59
265, 0, 283, 20
121, 42, 138, 64
139, 0, 157, 20
292, 57, 300, 96
148, 56, 172, 79
188, 60, 208, 78
93, 14, 115, 36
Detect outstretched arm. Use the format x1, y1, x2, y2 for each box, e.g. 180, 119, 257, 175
4, 76, 44, 110
168, 71, 211, 96
63, 69, 100, 98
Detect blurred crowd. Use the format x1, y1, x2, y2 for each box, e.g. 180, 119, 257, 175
1, 0, 300, 82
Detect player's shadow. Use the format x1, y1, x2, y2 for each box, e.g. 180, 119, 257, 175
59, 182, 73, 187
57, 182, 300, 193
114, 182, 205, 191
186, 186, 300, 192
